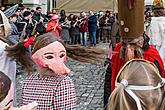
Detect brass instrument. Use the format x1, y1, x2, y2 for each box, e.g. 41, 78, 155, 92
19, 22, 27, 42
31, 19, 38, 36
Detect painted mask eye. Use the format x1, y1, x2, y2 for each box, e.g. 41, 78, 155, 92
60, 54, 65, 58
46, 55, 54, 59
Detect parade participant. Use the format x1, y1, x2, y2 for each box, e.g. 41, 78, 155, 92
0, 71, 37, 110
32, 7, 47, 35
8, 14, 19, 45
146, 0, 165, 67
17, 10, 35, 41
6, 32, 108, 109
22, 33, 77, 109
88, 11, 97, 47
46, 15, 62, 37
0, 10, 36, 107
0, 10, 17, 106
70, 15, 80, 45
108, 59, 165, 110
100, 10, 115, 43
104, 0, 165, 109
60, 16, 71, 44
79, 11, 88, 46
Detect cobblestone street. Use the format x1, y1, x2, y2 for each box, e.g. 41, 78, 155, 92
16, 42, 109, 110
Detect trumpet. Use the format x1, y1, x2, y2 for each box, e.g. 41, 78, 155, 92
31, 19, 38, 36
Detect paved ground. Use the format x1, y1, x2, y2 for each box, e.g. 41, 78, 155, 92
16, 42, 109, 110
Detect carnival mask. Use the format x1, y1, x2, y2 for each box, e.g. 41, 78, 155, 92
32, 41, 70, 74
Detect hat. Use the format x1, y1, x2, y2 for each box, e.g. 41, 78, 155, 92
23, 11, 31, 17
51, 14, 59, 20
118, 0, 144, 42
153, 0, 165, 16
153, 0, 164, 8
0, 10, 11, 37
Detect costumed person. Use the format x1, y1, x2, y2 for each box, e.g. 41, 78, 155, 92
0, 10, 17, 106
103, 0, 165, 109
146, 0, 165, 67
108, 59, 165, 110
0, 71, 38, 110
0, 10, 36, 108
22, 33, 77, 109
46, 15, 62, 37
6, 32, 108, 109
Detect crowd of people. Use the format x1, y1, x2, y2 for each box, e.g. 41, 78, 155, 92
1, 0, 165, 110
0, 5, 118, 48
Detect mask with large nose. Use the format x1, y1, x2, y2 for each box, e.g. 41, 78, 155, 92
32, 41, 70, 75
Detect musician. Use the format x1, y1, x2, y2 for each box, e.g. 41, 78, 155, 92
60, 16, 71, 44
21, 11, 35, 38
15, 7, 23, 23
59, 9, 67, 23
100, 10, 115, 43
88, 11, 97, 47
79, 11, 88, 46
32, 7, 47, 35
70, 15, 80, 44
7, 14, 19, 45
146, 1, 165, 67
32, 7, 48, 23
46, 15, 62, 37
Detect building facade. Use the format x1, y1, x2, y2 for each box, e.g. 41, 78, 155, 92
0, 0, 56, 14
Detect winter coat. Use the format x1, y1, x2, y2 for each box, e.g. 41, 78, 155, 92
46, 20, 62, 37
61, 20, 71, 41
70, 20, 80, 35
7, 22, 19, 45
88, 15, 97, 32
79, 17, 88, 32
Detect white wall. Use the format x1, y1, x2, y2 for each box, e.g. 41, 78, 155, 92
22, 0, 47, 14
23, 0, 39, 4
145, 0, 153, 5
39, 0, 47, 14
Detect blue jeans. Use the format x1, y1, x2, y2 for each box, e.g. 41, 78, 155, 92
89, 31, 96, 46
71, 34, 80, 44
80, 32, 87, 46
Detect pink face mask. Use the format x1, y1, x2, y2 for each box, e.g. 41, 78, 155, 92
32, 41, 70, 74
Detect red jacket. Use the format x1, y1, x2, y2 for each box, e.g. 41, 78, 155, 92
79, 17, 88, 32
46, 20, 62, 37
111, 43, 165, 92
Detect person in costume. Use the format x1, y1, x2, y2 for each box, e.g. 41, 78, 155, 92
6, 31, 108, 109
0, 71, 38, 110
146, 0, 165, 67
104, 0, 165, 109
0, 9, 38, 108
21, 33, 77, 109
108, 59, 165, 110
0, 10, 17, 106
